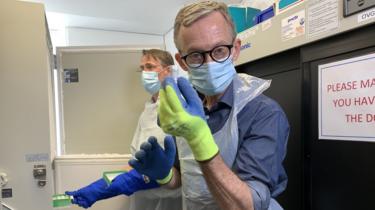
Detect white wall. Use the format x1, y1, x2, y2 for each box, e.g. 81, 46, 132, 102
164, 28, 188, 78
66, 27, 164, 46
164, 28, 178, 59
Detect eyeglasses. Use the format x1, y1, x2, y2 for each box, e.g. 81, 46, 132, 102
181, 44, 233, 68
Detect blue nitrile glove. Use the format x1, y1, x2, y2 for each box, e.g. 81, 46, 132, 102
165, 77, 206, 120
65, 178, 117, 209
65, 170, 159, 209
106, 169, 159, 195
128, 135, 176, 184
158, 77, 219, 161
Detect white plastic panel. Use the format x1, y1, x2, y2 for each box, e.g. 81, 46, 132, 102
54, 155, 132, 210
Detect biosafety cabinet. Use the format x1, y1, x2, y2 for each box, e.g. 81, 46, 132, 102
0, 0, 55, 209
235, 1, 375, 210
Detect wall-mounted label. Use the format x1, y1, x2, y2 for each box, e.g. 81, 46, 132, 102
240, 42, 252, 51
64, 68, 79, 83
25, 153, 49, 162
281, 10, 305, 41
358, 7, 375, 23
319, 53, 375, 142
308, 0, 339, 38
2, 188, 12, 198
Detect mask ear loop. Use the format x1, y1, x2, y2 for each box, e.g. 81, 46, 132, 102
170, 65, 179, 81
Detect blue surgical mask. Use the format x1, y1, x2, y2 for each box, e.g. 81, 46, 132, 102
188, 58, 236, 96
142, 71, 161, 95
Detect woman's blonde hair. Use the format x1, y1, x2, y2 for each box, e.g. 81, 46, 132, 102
173, 1, 236, 51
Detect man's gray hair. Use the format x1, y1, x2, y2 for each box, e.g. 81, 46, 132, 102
173, 1, 237, 51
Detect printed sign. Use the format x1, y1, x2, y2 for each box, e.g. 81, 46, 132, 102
25, 153, 49, 162
2, 188, 12, 198
308, 0, 339, 38
64, 68, 79, 83
319, 53, 375, 142
281, 10, 305, 41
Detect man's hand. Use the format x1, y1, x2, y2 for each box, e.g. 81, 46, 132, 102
158, 77, 219, 161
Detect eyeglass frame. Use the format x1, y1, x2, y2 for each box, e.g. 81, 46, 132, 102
181, 44, 234, 68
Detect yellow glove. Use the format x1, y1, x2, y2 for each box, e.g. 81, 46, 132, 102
158, 77, 219, 161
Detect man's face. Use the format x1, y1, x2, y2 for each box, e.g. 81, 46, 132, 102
139, 55, 170, 82
175, 11, 241, 71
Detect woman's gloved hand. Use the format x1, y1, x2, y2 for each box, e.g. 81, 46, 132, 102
65, 169, 159, 209
158, 77, 219, 161
129, 136, 176, 184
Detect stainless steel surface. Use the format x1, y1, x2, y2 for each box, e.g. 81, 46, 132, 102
33, 165, 47, 188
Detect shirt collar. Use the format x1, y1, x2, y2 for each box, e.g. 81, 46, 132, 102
199, 81, 234, 112
219, 81, 234, 108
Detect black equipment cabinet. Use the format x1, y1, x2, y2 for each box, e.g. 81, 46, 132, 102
237, 48, 303, 210
236, 23, 375, 210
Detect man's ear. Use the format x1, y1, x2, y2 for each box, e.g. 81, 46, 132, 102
232, 38, 242, 62
175, 53, 189, 72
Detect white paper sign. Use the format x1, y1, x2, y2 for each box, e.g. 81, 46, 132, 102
281, 10, 305, 41
308, 0, 339, 38
319, 53, 375, 142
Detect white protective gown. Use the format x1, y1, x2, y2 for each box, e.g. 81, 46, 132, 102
177, 74, 283, 210
129, 100, 182, 210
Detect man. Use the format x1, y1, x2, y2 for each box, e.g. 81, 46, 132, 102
128, 49, 182, 210
66, 49, 182, 210
129, 1, 289, 210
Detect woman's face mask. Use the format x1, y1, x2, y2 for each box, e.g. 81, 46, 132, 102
188, 57, 236, 96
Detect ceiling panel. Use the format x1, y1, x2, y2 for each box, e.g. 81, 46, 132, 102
25, 0, 242, 35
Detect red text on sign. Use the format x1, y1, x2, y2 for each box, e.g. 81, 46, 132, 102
360, 78, 375, 89
327, 81, 358, 93
367, 114, 375, 122
345, 114, 363, 123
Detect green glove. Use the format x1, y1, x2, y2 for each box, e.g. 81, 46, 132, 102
158, 77, 219, 161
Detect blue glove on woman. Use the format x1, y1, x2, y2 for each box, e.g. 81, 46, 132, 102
129, 135, 176, 184
65, 169, 159, 209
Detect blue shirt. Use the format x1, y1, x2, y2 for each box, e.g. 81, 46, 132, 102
204, 82, 289, 210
